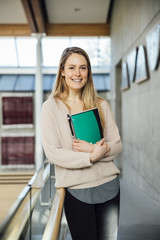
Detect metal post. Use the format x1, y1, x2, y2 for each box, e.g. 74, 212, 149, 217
35, 34, 43, 171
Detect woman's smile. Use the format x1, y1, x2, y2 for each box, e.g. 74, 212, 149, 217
71, 78, 82, 82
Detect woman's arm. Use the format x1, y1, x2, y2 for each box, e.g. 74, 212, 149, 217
40, 101, 92, 169
101, 100, 122, 162
72, 138, 110, 163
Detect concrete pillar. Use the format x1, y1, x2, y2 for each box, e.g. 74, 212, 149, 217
35, 34, 43, 171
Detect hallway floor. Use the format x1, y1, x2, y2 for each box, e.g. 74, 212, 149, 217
118, 177, 160, 240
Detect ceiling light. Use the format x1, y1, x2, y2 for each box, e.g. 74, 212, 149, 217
74, 8, 81, 12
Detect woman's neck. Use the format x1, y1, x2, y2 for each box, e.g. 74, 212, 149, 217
67, 89, 82, 102
65, 90, 84, 113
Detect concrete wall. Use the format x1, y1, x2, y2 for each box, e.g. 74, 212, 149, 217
110, 0, 160, 202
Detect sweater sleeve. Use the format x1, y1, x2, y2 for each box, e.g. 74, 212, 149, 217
40, 101, 92, 169
99, 100, 122, 162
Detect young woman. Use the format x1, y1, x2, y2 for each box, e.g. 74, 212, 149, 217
40, 47, 122, 240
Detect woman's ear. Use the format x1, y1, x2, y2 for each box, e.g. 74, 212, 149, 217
61, 69, 65, 77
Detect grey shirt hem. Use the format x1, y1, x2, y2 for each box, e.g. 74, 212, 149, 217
67, 176, 120, 204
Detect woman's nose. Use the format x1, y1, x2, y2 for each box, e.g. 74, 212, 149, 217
74, 68, 81, 76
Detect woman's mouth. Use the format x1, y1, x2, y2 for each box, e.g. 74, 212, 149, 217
72, 79, 82, 82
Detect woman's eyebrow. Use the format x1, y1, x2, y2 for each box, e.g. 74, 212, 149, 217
68, 64, 87, 66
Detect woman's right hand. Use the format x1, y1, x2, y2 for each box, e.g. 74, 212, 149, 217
90, 138, 110, 163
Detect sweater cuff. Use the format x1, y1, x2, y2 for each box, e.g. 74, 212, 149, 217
86, 153, 93, 167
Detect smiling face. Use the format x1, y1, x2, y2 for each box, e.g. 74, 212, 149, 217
62, 53, 88, 93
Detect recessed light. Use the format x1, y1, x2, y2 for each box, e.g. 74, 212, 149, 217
74, 8, 81, 12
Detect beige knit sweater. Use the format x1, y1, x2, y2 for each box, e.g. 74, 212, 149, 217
40, 98, 122, 189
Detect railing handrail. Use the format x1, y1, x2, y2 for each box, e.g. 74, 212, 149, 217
28, 159, 48, 187
0, 160, 50, 239
42, 188, 66, 240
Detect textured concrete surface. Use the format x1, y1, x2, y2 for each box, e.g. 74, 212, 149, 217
110, 0, 160, 203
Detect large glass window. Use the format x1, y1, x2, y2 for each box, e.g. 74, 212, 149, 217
42, 37, 70, 67
0, 36, 110, 69
16, 37, 37, 67
0, 38, 18, 67
98, 37, 111, 67
42, 37, 110, 68
70, 37, 99, 67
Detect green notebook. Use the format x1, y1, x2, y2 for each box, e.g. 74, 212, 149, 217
67, 108, 103, 144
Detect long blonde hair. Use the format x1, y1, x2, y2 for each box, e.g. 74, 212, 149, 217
51, 47, 105, 131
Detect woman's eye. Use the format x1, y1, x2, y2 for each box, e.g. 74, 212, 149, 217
68, 66, 87, 70
81, 67, 87, 70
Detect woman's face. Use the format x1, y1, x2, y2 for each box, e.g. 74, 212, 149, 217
62, 53, 88, 92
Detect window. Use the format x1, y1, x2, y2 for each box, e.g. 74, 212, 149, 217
16, 37, 37, 67
42, 36, 110, 68
0, 36, 111, 69
70, 37, 99, 66
2, 96, 33, 125
0, 37, 18, 66
1, 137, 34, 165
42, 37, 70, 67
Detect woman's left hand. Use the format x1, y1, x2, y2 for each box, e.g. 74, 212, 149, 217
96, 139, 111, 157
72, 139, 94, 153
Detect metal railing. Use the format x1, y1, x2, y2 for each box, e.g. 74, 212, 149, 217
0, 160, 67, 240
42, 188, 66, 240
0, 160, 50, 240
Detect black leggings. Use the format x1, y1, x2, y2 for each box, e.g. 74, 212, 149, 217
64, 189, 120, 240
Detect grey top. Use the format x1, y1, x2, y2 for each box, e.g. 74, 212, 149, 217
67, 176, 120, 204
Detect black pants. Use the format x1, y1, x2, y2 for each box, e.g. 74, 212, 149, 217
64, 190, 120, 240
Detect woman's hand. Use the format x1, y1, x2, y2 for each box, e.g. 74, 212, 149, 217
90, 138, 110, 163
96, 139, 110, 157
72, 139, 94, 153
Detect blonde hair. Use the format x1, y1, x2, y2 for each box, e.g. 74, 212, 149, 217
51, 47, 105, 131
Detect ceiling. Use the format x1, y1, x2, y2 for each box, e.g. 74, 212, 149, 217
0, 0, 113, 36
